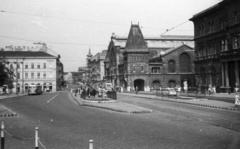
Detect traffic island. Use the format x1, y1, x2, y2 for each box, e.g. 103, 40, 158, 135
71, 93, 152, 114
82, 102, 153, 114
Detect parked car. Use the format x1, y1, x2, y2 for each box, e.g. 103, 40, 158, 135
168, 88, 177, 96
160, 88, 177, 96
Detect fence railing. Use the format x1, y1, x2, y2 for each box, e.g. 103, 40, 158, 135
0, 121, 95, 149
106, 91, 117, 100
155, 87, 209, 99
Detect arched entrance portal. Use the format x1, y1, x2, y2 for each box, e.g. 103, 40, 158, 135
168, 80, 176, 88
153, 80, 160, 89
134, 79, 145, 91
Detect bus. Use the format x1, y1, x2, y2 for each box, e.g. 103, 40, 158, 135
28, 85, 43, 95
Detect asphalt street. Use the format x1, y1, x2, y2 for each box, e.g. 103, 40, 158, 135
0, 91, 239, 149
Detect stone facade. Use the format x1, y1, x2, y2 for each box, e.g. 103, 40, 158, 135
190, 0, 240, 93
105, 24, 195, 91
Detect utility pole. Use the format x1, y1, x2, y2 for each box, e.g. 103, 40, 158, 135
16, 55, 18, 95
21, 58, 25, 94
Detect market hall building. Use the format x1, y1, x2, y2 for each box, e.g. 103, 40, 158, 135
104, 24, 195, 91
190, 0, 240, 93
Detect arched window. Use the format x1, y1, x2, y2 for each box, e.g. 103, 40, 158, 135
179, 53, 191, 72
168, 60, 175, 73
168, 80, 176, 88
152, 80, 160, 89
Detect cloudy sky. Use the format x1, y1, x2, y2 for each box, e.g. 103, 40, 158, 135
0, 0, 221, 72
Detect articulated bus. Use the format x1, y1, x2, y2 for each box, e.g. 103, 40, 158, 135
28, 85, 43, 95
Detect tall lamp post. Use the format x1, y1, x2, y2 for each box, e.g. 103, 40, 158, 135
15, 55, 19, 95
21, 58, 25, 94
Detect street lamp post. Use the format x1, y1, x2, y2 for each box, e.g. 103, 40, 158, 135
21, 58, 25, 94
16, 55, 18, 95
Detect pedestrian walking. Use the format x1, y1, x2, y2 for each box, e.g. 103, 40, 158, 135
79, 87, 82, 96
135, 86, 138, 94
74, 88, 78, 97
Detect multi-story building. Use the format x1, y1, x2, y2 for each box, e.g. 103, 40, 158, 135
105, 24, 195, 91
64, 71, 85, 84
86, 49, 107, 83
0, 51, 62, 93
190, 0, 240, 93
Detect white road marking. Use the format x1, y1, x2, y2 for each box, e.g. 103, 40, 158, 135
1, 106, 16, 115
47, 94, 59, 103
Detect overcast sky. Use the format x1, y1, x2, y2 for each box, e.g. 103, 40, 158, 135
0, 0, 221, 72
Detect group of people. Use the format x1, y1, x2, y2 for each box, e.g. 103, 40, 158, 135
73, 86, 97, 99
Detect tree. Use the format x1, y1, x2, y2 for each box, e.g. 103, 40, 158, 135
0, 57, 14, 89
0, 60, 8, 86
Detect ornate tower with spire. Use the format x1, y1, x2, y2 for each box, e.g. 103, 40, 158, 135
86, 48, 93, 83
86, 48, 93, 67
123, 24, 150, 91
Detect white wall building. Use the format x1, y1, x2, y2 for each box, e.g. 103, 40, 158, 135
0, 51, 58, 93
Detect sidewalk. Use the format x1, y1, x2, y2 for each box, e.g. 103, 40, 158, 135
121, 92, 240, 111
71, 91, 240, 114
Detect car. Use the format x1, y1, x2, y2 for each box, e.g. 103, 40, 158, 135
160, 88, 177, 96
168, 88, 177, 96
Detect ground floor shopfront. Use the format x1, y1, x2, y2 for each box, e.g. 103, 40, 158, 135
0, 80, 57, 94
116, 73, 195, 92
196, 58, 240, 93
220, 60, 240, 93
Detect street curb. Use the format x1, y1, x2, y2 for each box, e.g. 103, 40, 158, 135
153, 96, 240, 111
81, 103, 152, 114
70, 93, 152, 114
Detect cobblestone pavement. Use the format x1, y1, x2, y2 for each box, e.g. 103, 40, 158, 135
0, 91, 239, 148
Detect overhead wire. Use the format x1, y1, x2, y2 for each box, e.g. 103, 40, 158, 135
0, 34, 107, 47
0, 10, 192, 33
160, 20, 190, 35
0, 10, 192, 48
0, 10, 129, 27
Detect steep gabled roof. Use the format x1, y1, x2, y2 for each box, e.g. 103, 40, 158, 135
161, 44, 194, 57
125, 24, 148, 51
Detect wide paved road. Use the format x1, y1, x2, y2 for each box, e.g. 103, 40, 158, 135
0, 91, 239, 149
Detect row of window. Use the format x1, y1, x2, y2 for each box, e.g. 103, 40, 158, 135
24, 63, 48, 69
14, 62, 53, 69
17, 72, 54, 79
132, 65, 144, 73
196, 36, 240, 57
197, 10, 239, 37
129, 56, 146, 62
131, 54, 192, 74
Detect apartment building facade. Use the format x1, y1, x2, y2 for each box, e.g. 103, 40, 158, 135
190, 0, 240, 93
0, 51, 60, 93
86, 49, 107, 83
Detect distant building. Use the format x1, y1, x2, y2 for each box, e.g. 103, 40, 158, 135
64, 72, 84, 84
0, 51, 63, 93
105, 24, 195, 91
190, 0, 240, 93
86, 49, 107, 83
